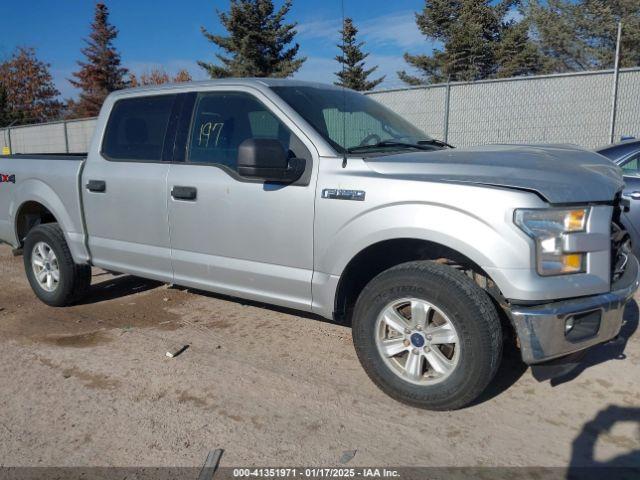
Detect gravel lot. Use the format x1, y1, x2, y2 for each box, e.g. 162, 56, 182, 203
0, 244, 638, 469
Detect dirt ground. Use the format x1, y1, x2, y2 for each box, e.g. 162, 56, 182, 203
0, 244, 638, 469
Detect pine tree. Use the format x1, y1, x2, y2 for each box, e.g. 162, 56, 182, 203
69, 3, 129, 117
398, 1, 543, 85
198, 0, 305, 78
334, 18, 385, 91
527, 0, 640, 72
495, 18, 544, 78
0, 47, 62, 125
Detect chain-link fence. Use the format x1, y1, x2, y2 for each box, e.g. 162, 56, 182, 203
1, 67, 639, 154
368, 67, 640, 149
0, 117, 97, 155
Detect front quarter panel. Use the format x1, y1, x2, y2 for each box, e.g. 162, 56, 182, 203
311, 157, 545, 317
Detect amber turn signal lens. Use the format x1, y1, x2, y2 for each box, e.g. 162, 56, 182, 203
564, 209, 587, 231
562, 253, 584, 272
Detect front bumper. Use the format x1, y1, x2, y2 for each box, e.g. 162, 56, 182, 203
509, 254, 640, 364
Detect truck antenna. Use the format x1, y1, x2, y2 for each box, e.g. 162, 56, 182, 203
341, 0, 348, 168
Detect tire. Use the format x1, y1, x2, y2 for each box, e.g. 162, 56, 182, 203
352, 260, 502, 410
23, 223, 91, 307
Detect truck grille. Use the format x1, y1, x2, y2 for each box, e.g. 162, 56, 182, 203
611, 221, 630, 282
611, 199, 631, 282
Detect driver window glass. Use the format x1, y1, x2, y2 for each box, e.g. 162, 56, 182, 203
188, 92, 303, 168
622, 154, 640, 176
322, 109, 392, 150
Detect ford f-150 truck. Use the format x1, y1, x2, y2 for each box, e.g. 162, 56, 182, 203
1, 79, 638, 410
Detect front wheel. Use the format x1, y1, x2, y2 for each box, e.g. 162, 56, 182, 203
23, 223, 91, 307
352, 261, 503, 410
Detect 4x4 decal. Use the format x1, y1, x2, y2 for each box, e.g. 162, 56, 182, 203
0, 174, 15, 183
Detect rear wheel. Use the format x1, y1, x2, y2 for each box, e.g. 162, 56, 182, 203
23, 223, 91, 307
352, 260, 502, 410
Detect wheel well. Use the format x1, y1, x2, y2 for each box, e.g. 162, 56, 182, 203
15, 201, 57, 247
334, 238, 508, 327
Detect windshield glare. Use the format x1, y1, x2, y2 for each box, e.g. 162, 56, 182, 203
271, 86, 433, 154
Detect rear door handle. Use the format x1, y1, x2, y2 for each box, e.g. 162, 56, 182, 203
86, 180, 106, 193
171, 186, 197, 201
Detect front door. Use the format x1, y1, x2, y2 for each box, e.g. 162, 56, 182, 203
167, 89, 317, 310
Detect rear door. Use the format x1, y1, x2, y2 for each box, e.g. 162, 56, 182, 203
82, 94, 179, 281
166, 88, 318, 311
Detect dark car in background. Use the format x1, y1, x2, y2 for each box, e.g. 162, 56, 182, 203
597, 138, 640, 258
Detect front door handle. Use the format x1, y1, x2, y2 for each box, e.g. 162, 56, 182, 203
86, 180, 106, 193
171, 186, 197, 201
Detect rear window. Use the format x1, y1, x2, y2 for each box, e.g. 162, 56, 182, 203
102, 95, 176, 161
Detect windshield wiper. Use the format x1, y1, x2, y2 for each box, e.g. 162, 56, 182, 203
418, 139, 455, 149
347, 140, 435, 153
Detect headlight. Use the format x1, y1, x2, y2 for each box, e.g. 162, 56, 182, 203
514, 208, 589, 276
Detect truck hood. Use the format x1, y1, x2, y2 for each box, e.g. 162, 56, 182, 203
364, 144, 624, 204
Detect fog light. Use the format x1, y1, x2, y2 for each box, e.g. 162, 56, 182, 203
564, 311, 602, 343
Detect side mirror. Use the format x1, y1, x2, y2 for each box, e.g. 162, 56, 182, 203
237, 138, 305, 182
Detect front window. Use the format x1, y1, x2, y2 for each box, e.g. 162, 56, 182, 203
187, 92, 308, 170
271, 86, 438, 154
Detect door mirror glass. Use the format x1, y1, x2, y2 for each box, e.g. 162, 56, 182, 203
237, 138, 305, 182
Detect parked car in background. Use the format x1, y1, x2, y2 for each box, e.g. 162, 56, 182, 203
597, 138, 640, 258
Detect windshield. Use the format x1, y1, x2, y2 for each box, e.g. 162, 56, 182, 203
271, 86, 435, 154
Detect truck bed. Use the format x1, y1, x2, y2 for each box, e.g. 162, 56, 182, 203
0, 154, 87, 258
0, 153, 86, 161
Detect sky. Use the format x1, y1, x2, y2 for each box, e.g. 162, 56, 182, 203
0, 0, 437, 99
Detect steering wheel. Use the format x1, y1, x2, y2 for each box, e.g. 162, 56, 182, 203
359, 133, 382, 147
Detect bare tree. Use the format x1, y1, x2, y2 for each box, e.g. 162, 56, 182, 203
0, 47, 62, 125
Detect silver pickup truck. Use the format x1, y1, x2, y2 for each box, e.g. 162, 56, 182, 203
1, 79, 638, 410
